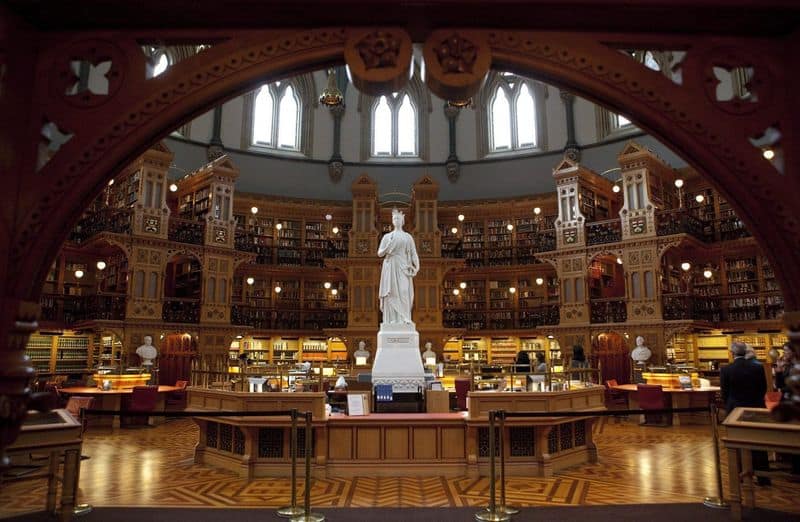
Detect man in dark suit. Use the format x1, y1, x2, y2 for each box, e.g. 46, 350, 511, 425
721, 341, 770, 485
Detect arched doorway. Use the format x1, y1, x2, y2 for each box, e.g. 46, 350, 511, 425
159, 331, 198, 386
592, 331, 630, 385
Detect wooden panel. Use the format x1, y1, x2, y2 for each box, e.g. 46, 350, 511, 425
328, 427, 352, 459
441, 427, 466, 459
356, 427, 381, 459
412, 427, 437, 459
385, 427, 409, 459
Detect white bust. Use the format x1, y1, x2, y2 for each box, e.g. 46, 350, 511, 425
354, 340, 370, 365
422, 341, 436, 365
136, 335, 158, 367
631, 335, 652, 364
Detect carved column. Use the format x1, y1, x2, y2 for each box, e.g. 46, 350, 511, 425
444, 103, 461, 182
328, 103, 345, 182
560, 90, 581, 162
128, 142, 173, 240
207, 105, 224, 161
0, 298, 39, 467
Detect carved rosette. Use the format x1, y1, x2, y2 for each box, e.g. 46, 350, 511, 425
344, 28, 413, 96
423, 30, 491, 103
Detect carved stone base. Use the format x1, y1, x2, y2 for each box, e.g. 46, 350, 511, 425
371, 323, 426, 393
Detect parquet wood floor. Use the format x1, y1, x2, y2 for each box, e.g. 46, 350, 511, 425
2, 417, 798, 517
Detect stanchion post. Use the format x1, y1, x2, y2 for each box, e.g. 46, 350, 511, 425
72, 407, 92, 517
278, 409, 304, 518
291, 411, 324, 522
496, 410, 518, 516
475, 411, 510, 522
703, 403, 729, 510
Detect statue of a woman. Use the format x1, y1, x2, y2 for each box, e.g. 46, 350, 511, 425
378, 208, 419, 325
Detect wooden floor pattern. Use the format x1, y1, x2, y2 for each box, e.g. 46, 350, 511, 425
2, 417, 799, 517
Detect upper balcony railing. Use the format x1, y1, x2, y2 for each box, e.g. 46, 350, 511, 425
586, 218, 622, 246
70, 208, 133, 243
39, 293, 127, 324
442, 305, 560, 330
231, 304, 347, 330
589, 297, 627, 324
655, 209, 707, 241
168, 218, 204, 245
162, 298, 200, 323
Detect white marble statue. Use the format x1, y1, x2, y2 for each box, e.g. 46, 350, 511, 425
136, 335, 158, 367
378, 208, 420, 325
631, 335, 652, 364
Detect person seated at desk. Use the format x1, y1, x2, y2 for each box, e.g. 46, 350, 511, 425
514, 351, 531, 373
534, 352, 547, 373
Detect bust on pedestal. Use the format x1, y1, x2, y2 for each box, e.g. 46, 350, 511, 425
136, 335, 158, 384
353, 340, 371, 366
422, 342, 437, 367
371, 209, 426, 393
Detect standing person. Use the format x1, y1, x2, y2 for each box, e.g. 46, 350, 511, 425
721, 341, 771, 486
774, 344, 793, 392
377, 208, 419, 325
570, 345, 589, 368
515, 350, 531, 373
534, 352, 548, 373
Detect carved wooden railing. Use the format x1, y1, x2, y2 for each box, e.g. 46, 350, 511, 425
168, 217, 204, 245
589, 297, 627, 323
70, 208, 133, 243
586, 218, 622, 246
162, 298, 200, 323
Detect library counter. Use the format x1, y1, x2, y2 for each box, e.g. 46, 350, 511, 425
188, 386, 605, 479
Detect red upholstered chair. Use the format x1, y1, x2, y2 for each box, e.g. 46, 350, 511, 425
65, 396, 94, 434
454, 378, 471, 411
166, 380, 188, 409
636, 384, 671, 427
122, 385, 159, 427
604, 380, 628, 420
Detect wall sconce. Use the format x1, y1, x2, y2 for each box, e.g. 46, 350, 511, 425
533, 207, 541, 216
108, 179, 115, 186
96, 261, 107, 270
680, 262, 691, 272
703, 268, 714, 279
251, 206, 259, 215
616, 256, 623, 265
457, 214, 465, 222
763, 148, 775, 160
695, 194, 705, 204
74, 269, 84, 279
535, 277, 544, 286
331, 288, 338, 296
325, 214, 333, 221
246, 277, 255, 286
274, 285, 282, 293
169, 183, 178, 193
509, 287, 516, 294
506, 223, 514, 231
612, 183, 621, 194
452, 288, 460, 296
459, 282, 467, 289
450, 226, 458, 234
332, 226, 340, 234
324, 282, 332, 289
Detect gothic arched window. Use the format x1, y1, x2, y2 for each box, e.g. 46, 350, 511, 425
477, 72, 547, 157
371, 93, 418, 158
252, 81, 302, 152
242, 74, 315, 155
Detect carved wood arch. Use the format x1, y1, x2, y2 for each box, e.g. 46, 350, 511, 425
11, 27, 800, 315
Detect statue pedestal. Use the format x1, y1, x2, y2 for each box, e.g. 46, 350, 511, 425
372, 323, 426, 393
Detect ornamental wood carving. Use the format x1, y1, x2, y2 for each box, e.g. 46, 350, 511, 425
344, 28, 413, 96
423, 30, 491, 103
5, 25, 799, 314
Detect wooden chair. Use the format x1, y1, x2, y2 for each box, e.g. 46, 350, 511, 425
454, 378, 471, 411
165, 380, 188, 410
636, 384, 671, 427
604, 380, 628, 421
121, 385, 159, 428
65, 396, 94, 434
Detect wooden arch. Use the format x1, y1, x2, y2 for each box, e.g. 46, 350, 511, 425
4, 24, 799, 315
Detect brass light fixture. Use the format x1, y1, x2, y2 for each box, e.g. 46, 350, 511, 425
319, 68, 344, 107
446, 98, 472, 109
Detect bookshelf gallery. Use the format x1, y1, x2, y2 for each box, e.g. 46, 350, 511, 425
27, 141, 788, 383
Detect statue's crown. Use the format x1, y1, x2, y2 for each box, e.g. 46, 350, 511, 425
392, 208, 404, 218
